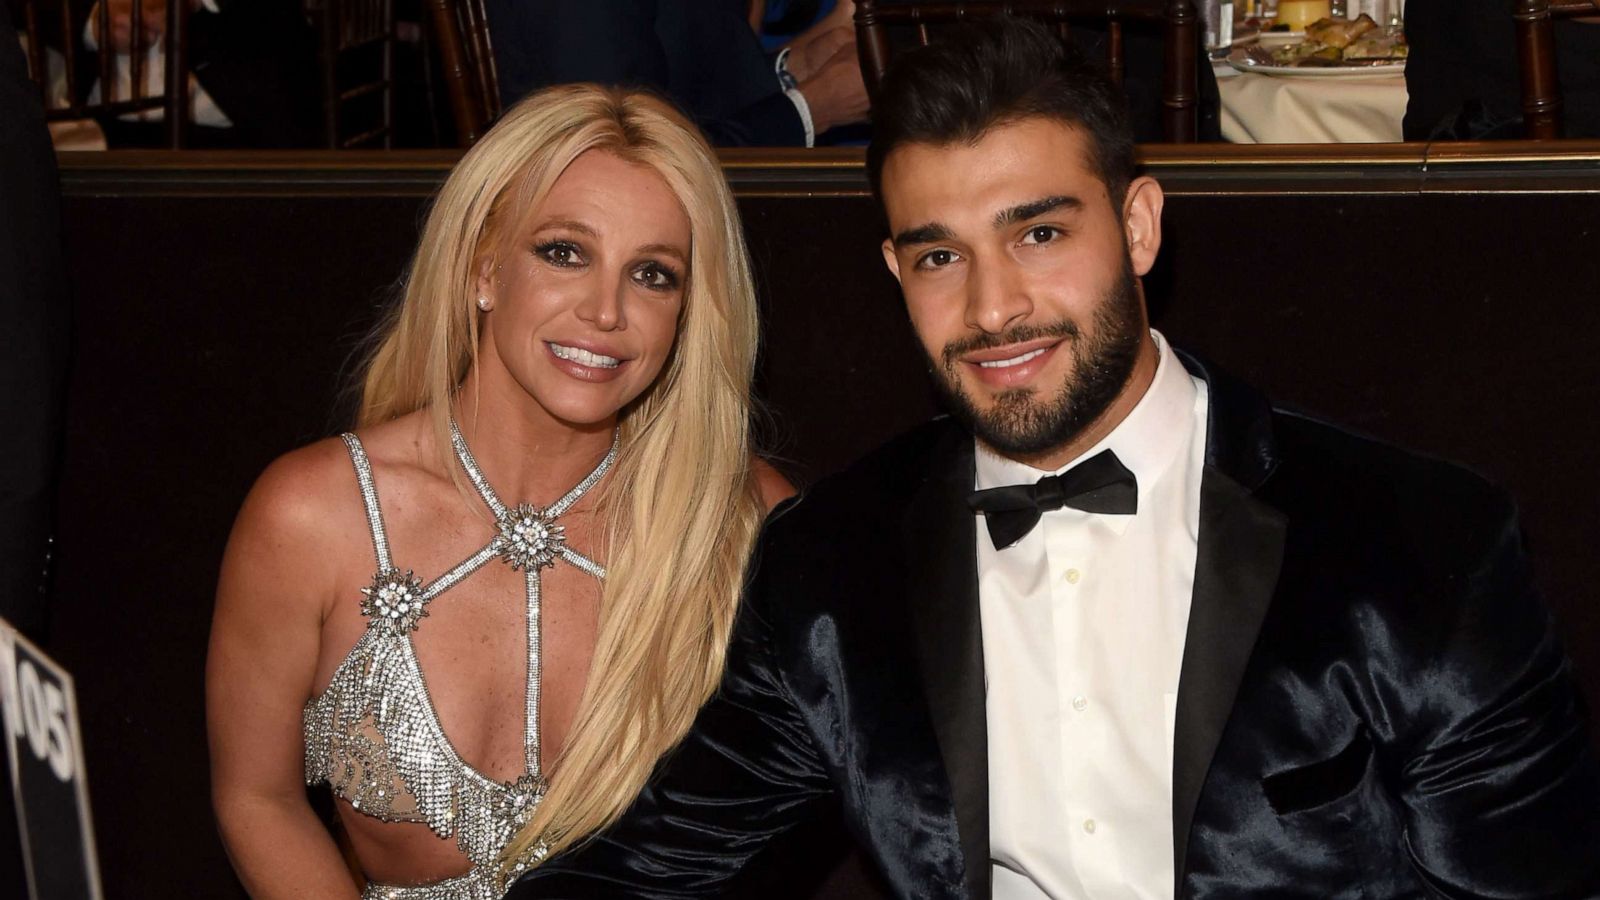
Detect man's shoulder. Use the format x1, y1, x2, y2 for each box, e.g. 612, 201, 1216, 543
753, 417, 965, 572
742, 418, 964, 621
1265, 407, 1518, 568
773, 417, 963, 527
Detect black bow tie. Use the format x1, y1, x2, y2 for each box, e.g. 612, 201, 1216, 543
967, 449, 1138, 549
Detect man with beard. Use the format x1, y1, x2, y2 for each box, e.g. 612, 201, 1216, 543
511, 17, 1600, 899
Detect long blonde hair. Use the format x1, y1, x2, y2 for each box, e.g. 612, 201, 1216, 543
356, 84, 765, 865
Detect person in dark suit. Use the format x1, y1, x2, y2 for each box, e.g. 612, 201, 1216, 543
1404, 0, 1600, 140
483, 0, 868, 146
1, 7, 67, 642
1, 12, 68, 894
510, 17, 1600, 899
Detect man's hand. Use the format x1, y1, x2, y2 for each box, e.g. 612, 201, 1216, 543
797, 35, 869, 135
787, 25, 853, 83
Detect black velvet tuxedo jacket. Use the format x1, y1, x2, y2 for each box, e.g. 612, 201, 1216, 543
515, 357, 1600, 898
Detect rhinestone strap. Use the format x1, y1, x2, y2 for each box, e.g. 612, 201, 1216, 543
524, 569, 543, 778
419, 544, 499, 602
447, 418, 616, 778
343, 434, 395, 571
447, 418, 618, 520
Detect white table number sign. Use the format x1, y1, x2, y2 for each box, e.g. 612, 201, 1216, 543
0, 618, 103, 900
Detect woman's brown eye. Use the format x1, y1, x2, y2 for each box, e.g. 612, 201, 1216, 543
535, 241, 582, 266
636, 263, 678, 289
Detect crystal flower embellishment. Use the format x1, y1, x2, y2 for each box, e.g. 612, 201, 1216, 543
495, 503, 565, 571
360, 568, 429, 634
494, 772, 547, 833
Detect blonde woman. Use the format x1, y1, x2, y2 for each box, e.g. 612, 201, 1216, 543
206, 84, 790, 899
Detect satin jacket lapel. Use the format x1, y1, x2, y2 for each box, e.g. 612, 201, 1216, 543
1171, 355, 1288, 892
903, 421, 990, 900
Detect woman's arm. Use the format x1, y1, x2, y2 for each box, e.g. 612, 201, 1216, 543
206, 446, 361, 899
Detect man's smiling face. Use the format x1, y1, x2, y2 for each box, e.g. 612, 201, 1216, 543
878, 116, 1165, 468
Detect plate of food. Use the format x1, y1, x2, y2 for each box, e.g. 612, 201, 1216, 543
1257, 29, 1306, 47
1229, 15, 1407, 76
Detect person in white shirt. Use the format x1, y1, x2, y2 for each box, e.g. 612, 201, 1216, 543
511, 15, 1600, 900
34, 0, 318, 146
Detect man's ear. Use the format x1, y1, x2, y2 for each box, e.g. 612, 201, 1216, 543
1121, 176, 1164, 277
881, 238, 903, 284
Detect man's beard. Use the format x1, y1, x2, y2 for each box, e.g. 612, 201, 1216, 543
925, 254, 1144, 459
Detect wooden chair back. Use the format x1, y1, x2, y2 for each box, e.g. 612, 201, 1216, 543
15, 0, 190, 147
426, 0, 500, 146
853, 0, 1199, 142
309, 0, 396, 148
1514, 0, 1599, 139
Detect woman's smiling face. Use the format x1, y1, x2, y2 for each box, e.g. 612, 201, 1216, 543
477, 149, 691, 429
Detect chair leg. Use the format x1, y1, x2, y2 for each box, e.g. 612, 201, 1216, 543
855, 0, 894, 100
1163, 0, 1198, 142
427, 0, 485, 146
1513, 0, 1564, 139
164, 0, 187, 148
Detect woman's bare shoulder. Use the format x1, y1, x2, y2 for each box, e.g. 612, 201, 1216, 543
230, 437, 369, 561
240, 413, 430, 541
751, 456, 798, 513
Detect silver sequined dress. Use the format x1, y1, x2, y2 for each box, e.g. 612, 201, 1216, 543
303, 425, 614, 899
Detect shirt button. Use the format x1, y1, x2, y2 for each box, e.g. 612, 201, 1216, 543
1072, 695, 1088, 712
1083, 818, 1097, 834
1064, 568, 1081, 584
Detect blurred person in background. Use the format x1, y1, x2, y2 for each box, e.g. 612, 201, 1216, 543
12, 0, 320, 147
484, 0, 868, 146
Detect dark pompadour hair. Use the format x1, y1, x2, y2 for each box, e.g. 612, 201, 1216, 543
865, 16, 1137, 208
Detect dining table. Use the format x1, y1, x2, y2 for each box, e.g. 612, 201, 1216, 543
1214, 55, 1410, 144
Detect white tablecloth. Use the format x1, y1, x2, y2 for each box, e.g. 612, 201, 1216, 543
1216, 63, 1409, 143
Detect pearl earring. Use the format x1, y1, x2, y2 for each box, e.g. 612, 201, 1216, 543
476, 295, 492, 311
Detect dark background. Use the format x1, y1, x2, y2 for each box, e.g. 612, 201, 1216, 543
43, 144, 1600, 897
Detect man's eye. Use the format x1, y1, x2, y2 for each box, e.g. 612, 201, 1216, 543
919, 249, 959, 269
634, 262, 680, 290
1022, 225, 1060, 245
536, 241, 583, 267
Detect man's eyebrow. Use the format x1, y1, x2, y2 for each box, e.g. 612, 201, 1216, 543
892, 222, 955, 249
994, 195, 1083, 229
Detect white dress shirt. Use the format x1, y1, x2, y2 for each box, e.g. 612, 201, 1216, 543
976, 331, 1209, 900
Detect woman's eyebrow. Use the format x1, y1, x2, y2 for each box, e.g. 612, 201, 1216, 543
636, 243, 687, 263
533, 217, 600, 237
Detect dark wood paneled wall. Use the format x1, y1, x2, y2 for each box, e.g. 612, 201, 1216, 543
47, 144, 1600, 898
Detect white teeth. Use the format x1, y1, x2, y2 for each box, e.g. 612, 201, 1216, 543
549, 342, 620, 369
978, 347, 1047, 369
